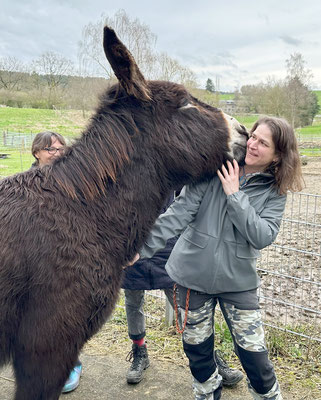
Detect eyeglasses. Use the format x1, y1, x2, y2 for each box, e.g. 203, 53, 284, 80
43, 147, 65, 155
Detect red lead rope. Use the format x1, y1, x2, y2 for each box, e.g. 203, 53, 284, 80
173, 283, 190, 334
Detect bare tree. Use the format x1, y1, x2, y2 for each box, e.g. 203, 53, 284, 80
237, 53, 318, 127
155, 52, 181, 81
153, 52, 197, 86
0, 56, 26, 91
31, 52, 74, 90
31, 51, 74, 107
260, 77, 287, 117
284, 53, 315, 127
286, 53, 313, 86
78, 9, 157, 79
69, 61, 109, 117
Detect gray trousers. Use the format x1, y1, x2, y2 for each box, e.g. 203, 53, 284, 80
124, 287, 175, 340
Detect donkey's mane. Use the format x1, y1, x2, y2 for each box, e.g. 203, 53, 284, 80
50, 80, 229, 202
51, 86, 139, 201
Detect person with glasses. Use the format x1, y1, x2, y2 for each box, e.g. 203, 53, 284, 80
31, 131, 66, 167
30, 131, 82, 393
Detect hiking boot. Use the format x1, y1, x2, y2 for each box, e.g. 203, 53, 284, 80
214, 350, 244, 387
126, 343, 150, 384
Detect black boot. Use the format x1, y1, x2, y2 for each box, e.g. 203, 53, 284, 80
214, 350, 244, 387
126, 343, 150, 384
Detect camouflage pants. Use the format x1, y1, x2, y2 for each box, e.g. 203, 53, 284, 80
177, 286, 282, 400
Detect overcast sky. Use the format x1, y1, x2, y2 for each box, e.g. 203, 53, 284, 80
1, 0, 321, 91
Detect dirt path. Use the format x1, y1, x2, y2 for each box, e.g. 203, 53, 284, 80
0, 353, 247, 400
1, 352, 320, 400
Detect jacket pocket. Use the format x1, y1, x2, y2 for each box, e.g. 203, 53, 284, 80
182, 226, 210, 249
236, 243, 260, 259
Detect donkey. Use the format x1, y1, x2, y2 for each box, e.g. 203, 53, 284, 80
0, 26, 248, 400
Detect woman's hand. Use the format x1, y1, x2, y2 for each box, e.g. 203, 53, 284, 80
123, 253, 140, 269
217, 159, 240, 196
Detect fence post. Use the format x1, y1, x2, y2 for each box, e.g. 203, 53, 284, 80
165, 298, 175, 326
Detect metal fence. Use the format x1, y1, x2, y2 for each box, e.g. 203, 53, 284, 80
133, 192, 321, 343
296, 131, 321, 145
257, 191, 321, 342
1, 130, 35, 148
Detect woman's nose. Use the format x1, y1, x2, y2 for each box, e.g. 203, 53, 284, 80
248, 139, 257, 149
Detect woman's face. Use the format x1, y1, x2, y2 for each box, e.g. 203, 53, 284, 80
35, 137, 65, 166
245, 123, 277, 173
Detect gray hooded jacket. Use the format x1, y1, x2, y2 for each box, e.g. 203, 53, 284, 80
140, 173, 286, 294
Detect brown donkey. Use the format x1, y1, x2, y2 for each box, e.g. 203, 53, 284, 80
0, 27, 248, 399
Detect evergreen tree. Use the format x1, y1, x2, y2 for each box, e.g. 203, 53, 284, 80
206, 78, 215, 93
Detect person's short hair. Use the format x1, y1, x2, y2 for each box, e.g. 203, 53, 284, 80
250, 116, 304, 194
31, 131, 66, 164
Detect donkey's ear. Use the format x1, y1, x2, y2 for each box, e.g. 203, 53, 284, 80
103, 26, 151, 101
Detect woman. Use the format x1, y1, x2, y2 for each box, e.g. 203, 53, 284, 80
137, 117, 304, 400
31, 131, 82, 394
31, 131, 66, 167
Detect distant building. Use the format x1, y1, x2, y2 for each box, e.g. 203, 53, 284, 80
219, 100, 236, 114
219, 99, 247, 114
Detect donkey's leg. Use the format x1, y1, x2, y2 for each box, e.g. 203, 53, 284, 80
13, 343, 78, 400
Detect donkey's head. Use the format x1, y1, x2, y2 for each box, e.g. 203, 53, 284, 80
101, 26, 248, 183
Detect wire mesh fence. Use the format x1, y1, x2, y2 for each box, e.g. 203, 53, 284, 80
257, 191, 321, 342
1, 130, 36, 148
125, 192, 321, 343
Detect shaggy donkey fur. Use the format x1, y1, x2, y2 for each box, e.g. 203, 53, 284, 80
0, 27, 248, 400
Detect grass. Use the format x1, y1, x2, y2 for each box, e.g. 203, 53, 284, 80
0, 146, 33, 175
219, 93, 234, 100
0, 107, 89, 138
299, 147, 321, 157
233, 113, 259, 129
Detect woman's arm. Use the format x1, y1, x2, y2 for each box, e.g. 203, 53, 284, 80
226, 190, 286, 249
140, 180, 209, 258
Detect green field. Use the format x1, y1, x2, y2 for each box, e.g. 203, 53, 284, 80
296, 115, 321, 155
219, 93, 234, 100
0, 107, 88, 138
232, 114, 258, 129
